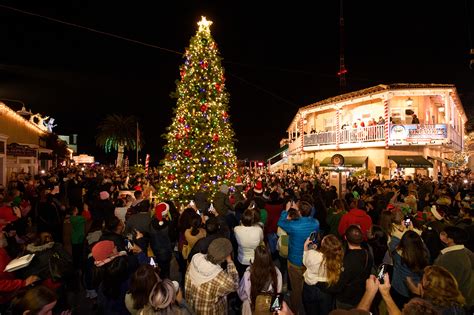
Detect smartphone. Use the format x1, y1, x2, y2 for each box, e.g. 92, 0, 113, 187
309, 231, 320, 247
404, 216, 411, 227
269, 293, 283, 312
376, 264, 387, 284
125, 239, 134, 251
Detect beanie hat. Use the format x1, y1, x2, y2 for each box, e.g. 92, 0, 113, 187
155, 202, 170, 224
207, 238, 233, 265
253, 180, 263, 194
235, 176, 243, 186
91, 240, 126, 267
99, 191, 110, 200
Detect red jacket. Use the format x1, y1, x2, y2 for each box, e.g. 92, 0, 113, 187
264, 203, 284, 234
338, 208, 373, 240
0, 248, 26, 303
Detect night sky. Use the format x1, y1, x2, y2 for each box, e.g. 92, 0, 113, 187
0, 1, 472, 165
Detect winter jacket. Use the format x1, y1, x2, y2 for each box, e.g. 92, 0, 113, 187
100, 230, 127, 252
0, 248, 26, 304
338, 208, 373, 240
149, 220, 173, 263
234, 225, 263, 265
19, 242, 72, 281
264, 202, 284, 235
277, 211, 319, 267
125, 212, 152, 235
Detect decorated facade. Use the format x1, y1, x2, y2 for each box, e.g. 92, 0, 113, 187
0, 102, 53, 186
269, 84, 467, 179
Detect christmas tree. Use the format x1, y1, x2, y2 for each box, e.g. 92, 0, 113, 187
158, 16, 237, 204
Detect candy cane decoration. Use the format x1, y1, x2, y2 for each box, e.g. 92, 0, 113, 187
300, 116, 304, 152
384, 99, 389, 149
336, 108, 340, 150
145, 154, 150, 175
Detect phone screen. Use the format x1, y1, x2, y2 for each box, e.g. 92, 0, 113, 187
376, 264, 387, 284
269, 294, 283, 312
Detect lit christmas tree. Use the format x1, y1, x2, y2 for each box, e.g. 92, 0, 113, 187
158, 16, 237, 203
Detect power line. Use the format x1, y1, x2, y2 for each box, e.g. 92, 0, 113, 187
0, 4, 183, 56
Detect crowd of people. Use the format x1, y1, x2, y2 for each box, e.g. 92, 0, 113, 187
0, 165, 473, 315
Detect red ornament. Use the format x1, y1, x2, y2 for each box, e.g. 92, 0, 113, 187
215, 83, 221, 91
200, 61, 208, 69
200, 104, 208, 112
178, 117, 185, 124
213, 134, 219, 142
175, 133, 182, 140
180, 70, 186, 79
184, 150, 192, 157
167, 174, 175, 180
222, 111, 229, 119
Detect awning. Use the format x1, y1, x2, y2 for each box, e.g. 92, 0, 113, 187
428, 156, 454, 168
319, 156, 368, 167
388, 155, 433, 168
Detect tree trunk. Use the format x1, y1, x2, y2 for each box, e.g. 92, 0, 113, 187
116, 144, 124, 167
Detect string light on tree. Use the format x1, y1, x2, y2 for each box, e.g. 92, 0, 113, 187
158, 16, 237, 204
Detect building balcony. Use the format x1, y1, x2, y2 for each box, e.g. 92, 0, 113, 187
300, 124, 461, 151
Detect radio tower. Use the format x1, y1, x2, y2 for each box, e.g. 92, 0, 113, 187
337, 0, 347, 92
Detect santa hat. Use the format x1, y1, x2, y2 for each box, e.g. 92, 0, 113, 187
254, 180, 263, 194
155, 202, 170, 225
235, 176, 243, 186
99, 191, 110, 200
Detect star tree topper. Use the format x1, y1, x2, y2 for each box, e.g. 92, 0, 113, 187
197, 16, 213, 33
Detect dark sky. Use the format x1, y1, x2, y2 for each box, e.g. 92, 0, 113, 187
0, 1, 472, 165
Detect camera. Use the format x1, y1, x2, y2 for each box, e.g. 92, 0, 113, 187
269, 293, 283, 312
403, 215, 411, 228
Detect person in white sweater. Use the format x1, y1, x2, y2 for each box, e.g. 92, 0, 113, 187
234, 208, 264, 276
302, 234, 344, 315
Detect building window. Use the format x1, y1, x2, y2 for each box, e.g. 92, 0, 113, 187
324, 118, 335, 131
0, 141, 4, 154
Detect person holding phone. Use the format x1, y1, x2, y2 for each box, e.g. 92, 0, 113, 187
302, 234, 344, 315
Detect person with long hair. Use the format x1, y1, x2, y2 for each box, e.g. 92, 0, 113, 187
125, 265, 160, 315
302, 234, 344, 315
407, 265, 468, 314
10, 285, 58, 315
183, 214, 206, 260
389, 230, 430, 308
238, 245, 282, 314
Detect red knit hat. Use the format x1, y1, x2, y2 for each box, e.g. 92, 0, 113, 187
155, 202, 170, 223
91, 240, 126, 266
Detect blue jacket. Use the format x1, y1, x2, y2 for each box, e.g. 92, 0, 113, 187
278, 210, 319, 266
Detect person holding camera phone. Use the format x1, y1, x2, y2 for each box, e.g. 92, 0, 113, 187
302, 234, 344, 315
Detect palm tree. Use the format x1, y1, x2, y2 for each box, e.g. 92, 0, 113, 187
96, 114, 143, 167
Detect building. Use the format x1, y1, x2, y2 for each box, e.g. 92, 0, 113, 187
0, 102, 53, 187
269, 84, 467, 179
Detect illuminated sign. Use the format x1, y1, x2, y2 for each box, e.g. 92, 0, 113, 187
390, 124, 447, 143
73, 154, 95, 164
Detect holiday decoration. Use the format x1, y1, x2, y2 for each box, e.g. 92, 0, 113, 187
157, 16, 237, 203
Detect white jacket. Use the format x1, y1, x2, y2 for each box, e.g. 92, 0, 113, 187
234, 225, 263, 265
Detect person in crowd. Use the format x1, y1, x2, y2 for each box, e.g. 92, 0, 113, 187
214, 184, 233, 216
92, 191, 115, 224
302, 234, 344, 315
68, 206, 86, 269
10, 285, 59, 315
187, 216, 223, 263
367, 225, 389, 267
264, 191, 284, 255
327, 225, 373, 310
326, 199, 348, 237
412, 114, 420, 124
140, 278, 193, 315
238, 245, 282, 314
149, 202, 173, 279
234, 208, 264, 276
114, 198, 128, 223
407, 265, 469, 314
125, 264, 160, 315
183, 213, 206, 261
278, 200, 319, 314
37, 189, 62, 242
92, 239, 145, 314
338, 199, 373, 240
185, 238, 239, 315
125, 199, 151, 235
100, 216, 127, 252
389, 229, 430, 308
434, 226, 474, 307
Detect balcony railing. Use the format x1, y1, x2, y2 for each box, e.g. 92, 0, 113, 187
304, 125, 385, 146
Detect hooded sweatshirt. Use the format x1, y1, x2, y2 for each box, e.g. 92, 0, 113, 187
187, 253, 222, 286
